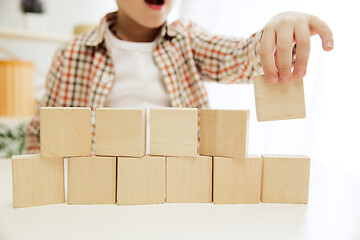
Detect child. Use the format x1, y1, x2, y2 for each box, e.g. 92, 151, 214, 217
25, 0, 333, 153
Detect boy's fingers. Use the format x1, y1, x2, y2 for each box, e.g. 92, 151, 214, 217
293, 25, 311, 78
260, 26, 278, 83
275, 25, 293, 84
309, 17, 334, 51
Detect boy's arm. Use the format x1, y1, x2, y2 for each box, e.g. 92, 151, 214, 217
185, 20, 263, 84
183, 12, 333, 85
24, 46, 65, 154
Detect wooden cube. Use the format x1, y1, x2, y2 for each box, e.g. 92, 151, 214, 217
253, 75, 306, 121
40, 107, 91, 157
12, 154, 64, 208
68, 156, 116, 204
150, 108, 198, 156
200, 109, 249, 158
261, 155, 310, 204
213, 155, 261, 204
95, 108, 146, 157
117, 155, 165, 205
166, 156, 212, 203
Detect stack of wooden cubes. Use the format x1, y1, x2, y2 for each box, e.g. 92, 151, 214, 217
11, 75, 310, 208
12, 107, 310, 208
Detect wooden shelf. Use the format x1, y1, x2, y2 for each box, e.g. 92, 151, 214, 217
0, 116, 32, 124
0, 27, 71, 43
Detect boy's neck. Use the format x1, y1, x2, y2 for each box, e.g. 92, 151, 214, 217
114, 10, 162, 42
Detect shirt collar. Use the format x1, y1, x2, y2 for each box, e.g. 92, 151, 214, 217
84, 11, 177, 47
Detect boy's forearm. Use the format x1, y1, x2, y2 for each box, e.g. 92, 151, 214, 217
189, 20, 263, 84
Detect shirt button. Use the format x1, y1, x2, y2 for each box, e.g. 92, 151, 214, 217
102, 74, 110, 83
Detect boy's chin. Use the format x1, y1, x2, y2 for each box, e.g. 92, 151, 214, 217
140, 19, 167, 29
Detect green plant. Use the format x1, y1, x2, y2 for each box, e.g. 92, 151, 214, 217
0, 124, 26, 158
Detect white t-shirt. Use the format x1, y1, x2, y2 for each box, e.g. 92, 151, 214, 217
104, 26, 171, 154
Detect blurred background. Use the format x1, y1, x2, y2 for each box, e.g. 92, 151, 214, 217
0, 0, 358, 177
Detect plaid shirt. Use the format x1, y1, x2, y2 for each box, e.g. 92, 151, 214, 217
25, 12, 263, 153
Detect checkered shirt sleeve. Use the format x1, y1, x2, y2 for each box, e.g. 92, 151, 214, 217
183, 19, 264, 83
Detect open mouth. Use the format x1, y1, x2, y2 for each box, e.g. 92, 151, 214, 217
144, 0, 165, 10
144, 0, 165, 5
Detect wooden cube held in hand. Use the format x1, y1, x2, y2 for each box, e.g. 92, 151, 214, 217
200, 109, 249, 158
261, 154, 310, 204
253, 75, 306, 121
213, 155, 261, 204
40, 107, 91, 158
95, 108, 146, 157
12, 154, 64, 208
117, 155, 165, 205
68, 156, 116, 205
166, 156, 212, 203
150, 108, 198, 156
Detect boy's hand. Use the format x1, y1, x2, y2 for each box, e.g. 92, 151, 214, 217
259, 12, 333, 83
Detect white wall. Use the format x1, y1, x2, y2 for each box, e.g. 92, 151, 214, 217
0, 0, 118, 34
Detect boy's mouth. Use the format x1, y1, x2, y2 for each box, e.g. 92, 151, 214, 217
145, 0, 164, 5
144, 0, 165, 10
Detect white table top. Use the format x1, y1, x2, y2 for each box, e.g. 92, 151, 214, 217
0, 158, 359, 240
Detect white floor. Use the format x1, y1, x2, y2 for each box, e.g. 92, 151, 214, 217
1, 158, 359, 240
